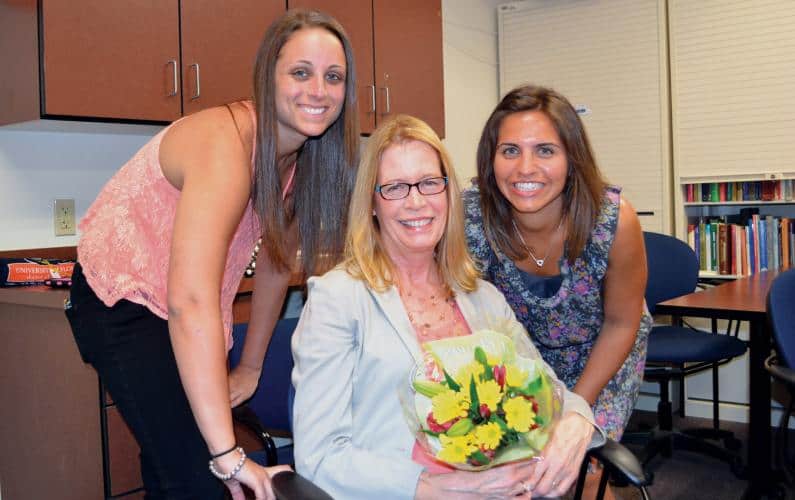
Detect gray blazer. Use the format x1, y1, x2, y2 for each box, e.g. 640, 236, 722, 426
291, 268, 604, 500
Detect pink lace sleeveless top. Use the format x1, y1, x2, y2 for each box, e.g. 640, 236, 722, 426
78, 101, 288, 349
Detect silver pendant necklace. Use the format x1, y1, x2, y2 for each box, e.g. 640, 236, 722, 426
512, 219, 562, 268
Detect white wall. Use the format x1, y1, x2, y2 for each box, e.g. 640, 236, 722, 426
0, 121, 161, 250
0, 0, 502, 251
442, 0, 503, 185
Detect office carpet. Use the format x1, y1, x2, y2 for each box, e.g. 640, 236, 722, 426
612, 411, 794, 500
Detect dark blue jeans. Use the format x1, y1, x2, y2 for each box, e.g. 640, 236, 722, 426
66, 263, 225, 500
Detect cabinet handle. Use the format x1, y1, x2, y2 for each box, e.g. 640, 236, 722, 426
166, 60, 178, 97
190, 63, 201, 100
381, 86, 391, 114
637, 211, 655, 216
369, 85, 376, 113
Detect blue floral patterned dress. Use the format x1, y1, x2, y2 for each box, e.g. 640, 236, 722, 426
463, 185, 651, 440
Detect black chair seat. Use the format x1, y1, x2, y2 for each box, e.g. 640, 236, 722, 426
646, 326, 747, 364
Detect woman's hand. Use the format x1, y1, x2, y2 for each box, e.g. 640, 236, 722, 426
217, 453, 292, 500
416, 460, 538, 499
228, 364, 261, 407
525, 411, 593, 497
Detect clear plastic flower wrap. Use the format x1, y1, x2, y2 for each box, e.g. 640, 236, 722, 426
399, 318, 564, 471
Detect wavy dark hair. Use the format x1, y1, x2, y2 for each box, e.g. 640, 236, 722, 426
252, 9, 359, 275
476, 84, 606, 263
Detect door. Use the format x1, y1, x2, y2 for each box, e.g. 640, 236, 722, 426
40, 0, 181, 121
288, 0, 376, 133
373, 0, 444, 137
181, 0, 285, 115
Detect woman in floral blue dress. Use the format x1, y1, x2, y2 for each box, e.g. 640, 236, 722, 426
464, 85, 651, 499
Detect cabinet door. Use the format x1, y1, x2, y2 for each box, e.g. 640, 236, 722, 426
181, 0, 284, 116
288, 0, 376, 133
40, 0, 181, 121
373, 0, 444, 137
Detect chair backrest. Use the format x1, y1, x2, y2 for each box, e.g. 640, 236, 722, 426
767, 268, 795, 368
643, 231, 700, 314
229, 317, 299, 432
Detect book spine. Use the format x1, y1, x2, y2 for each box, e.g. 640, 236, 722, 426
752, 214, 761, 273
760, 218, 768, 271
718, 223, 729, 274
709, 222, 718, 272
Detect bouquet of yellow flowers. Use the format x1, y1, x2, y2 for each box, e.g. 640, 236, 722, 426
402, 322, 563, 470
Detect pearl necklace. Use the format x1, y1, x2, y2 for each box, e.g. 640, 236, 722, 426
512, 219, 562, 268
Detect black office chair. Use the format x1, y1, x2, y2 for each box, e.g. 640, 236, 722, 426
229, 318, 298, 467
765, 268, 795, 482
229, 318, 332, 499
634, 232, 747, 474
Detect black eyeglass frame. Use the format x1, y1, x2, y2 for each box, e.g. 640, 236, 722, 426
374, 176, 449, 200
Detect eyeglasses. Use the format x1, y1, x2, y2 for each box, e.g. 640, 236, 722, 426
375, 176, 448, 200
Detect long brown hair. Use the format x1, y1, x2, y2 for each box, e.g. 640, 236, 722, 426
476, 84, 606, 263
344, 115, 479, 293
252, 9, 359, 275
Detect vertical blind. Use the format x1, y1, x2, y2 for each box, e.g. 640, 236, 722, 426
498, 0, 670, 233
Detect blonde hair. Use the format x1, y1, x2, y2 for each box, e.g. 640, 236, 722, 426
344, 115, 479, 292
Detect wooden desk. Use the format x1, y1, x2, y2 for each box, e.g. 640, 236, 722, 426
655, 270, 779, 500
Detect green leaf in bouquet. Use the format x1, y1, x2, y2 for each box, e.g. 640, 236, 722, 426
470, 449, 491, 466
443, 369, 461, 392
421, 429, 441, 437
474, 346, 489, 367
515, 374, 542, 396
468, 376, 480, 415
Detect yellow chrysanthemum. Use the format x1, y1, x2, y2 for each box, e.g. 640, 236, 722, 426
455, 361, 485, 387
476, 379, 503, 411
505, 365, 529, 388
474, 421, 503, 450
503, 397, 536, 432
437, 434, 476, 464
431, 389, 469, 423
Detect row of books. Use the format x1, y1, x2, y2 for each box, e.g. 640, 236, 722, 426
684, 180, 794, 203
686, 215, 794, 276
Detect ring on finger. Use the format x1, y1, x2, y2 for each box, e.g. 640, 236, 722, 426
552, 479, 560, 489
520, 481, 533, 493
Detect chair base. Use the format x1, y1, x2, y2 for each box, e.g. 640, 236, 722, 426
624, 427, 746, 479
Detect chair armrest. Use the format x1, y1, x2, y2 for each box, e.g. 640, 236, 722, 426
232, 404, 277, 466
765, 354, 795, 386
272, 471, 333, 500
587, 438, 649, 488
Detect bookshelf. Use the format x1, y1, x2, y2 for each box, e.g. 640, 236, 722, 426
677, 178, 795, 279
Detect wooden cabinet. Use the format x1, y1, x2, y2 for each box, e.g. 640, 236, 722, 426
40, 1, 181, 121
288, 0, 444, 136
180, 0, 285, 116
373, 0, 444, 137
0, 0, 283, 123
0, 286, 143, 499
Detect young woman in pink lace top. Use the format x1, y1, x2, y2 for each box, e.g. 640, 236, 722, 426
65, 9, 359, 499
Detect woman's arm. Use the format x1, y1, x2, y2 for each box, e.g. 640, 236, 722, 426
573, 198, 647, 406
228, 221, 297, 407
161, 106, 289, 497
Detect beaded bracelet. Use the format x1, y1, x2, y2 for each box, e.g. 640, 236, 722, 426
208, 447, 246, 481
210, 444, 239, 460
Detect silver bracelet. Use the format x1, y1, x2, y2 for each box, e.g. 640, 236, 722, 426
208, 446, 246, 481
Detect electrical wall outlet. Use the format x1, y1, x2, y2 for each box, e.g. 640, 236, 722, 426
54, 199, 76, 236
